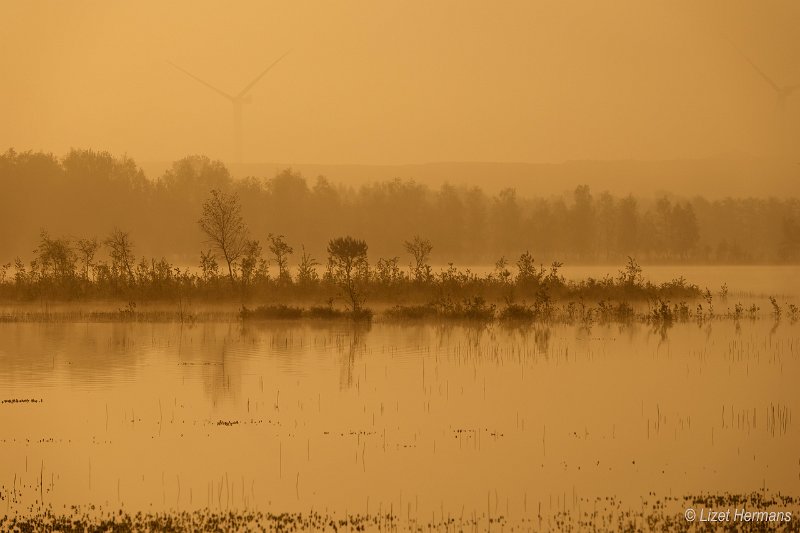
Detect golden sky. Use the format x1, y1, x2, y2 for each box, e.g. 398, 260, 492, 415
2, 0, 799, 165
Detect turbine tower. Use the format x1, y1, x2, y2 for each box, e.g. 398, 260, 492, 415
168, 52, 289, 165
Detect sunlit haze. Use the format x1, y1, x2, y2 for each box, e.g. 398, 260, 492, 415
3, 1, 799, 167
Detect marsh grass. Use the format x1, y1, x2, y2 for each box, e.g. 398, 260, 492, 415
0, 292, 791, 326
383, 293, 791, 327
385, 297, 496, 322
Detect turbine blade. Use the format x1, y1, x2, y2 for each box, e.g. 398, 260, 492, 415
740, 55, 781, 93
721, 35, 783, 94
236, 51, 291, 99
167, 61, 234, 101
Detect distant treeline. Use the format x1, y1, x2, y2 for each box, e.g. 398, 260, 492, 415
1, 148, 799, 264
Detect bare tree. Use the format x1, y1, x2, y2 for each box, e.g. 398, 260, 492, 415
104, 229, 134, 283
268, 233, 294, 283
403, 235, 433, 283
198, 189, 247, 284
76, 237, 99, 281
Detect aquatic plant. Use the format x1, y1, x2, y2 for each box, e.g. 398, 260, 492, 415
769, 296, 782, 319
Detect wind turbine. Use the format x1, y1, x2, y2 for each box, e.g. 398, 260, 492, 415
740, 55, 800, 111
721, 35, 800, 156
168, 52, 290, 165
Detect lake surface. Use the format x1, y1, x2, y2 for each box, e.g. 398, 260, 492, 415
1, 318, 798, 526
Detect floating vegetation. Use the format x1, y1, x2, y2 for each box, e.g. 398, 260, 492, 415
383, 303, 439, 320
0, 508, 398, 533
385, 296, 496, 322
241, 304, 373, 322
207, 418, 270, 427
239, 304, 303, 320
2, 491, 798, 532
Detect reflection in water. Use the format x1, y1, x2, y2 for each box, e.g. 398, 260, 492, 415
0, 319, 798, 522
240, 321, 373, 391
336, 321, 370, 390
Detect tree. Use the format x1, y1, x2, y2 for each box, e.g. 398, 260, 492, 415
618, 256, 643, 287
375, 257, 403, 285
268, 233, 294, 283
516, 251, 542, 285
296, 245, 319, 285
596, 192, 616, 260
327, 236, 369, 312
652, 197, 673, 260
778, 217, 800, 262
403, 235, 433, 283
161, 156, 232, 202
490, 188, 521, 255
37, 230, 77, 286
104, 229, 135, 283
198, 189, 248, 284
62, 149, 147, 192
432, 184, 465, 259
239, 239, 265, 288
670, 202, 699, 259
199, 250, 220, 282
493, 256, 512, 284
76, 237, 99, 281
616, 195, 639, 257
570, 185, 595, 259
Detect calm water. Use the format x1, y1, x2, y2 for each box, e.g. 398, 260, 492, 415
0, 318, 798, 521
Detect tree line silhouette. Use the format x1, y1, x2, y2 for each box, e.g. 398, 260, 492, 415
1, 148, 798, 269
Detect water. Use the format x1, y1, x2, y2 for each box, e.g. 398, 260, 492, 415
0, 318, 798, 523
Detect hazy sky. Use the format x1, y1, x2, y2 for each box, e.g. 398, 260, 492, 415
2, 0, 799, 165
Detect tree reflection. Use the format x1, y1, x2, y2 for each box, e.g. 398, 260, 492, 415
336, 321, 371, 390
